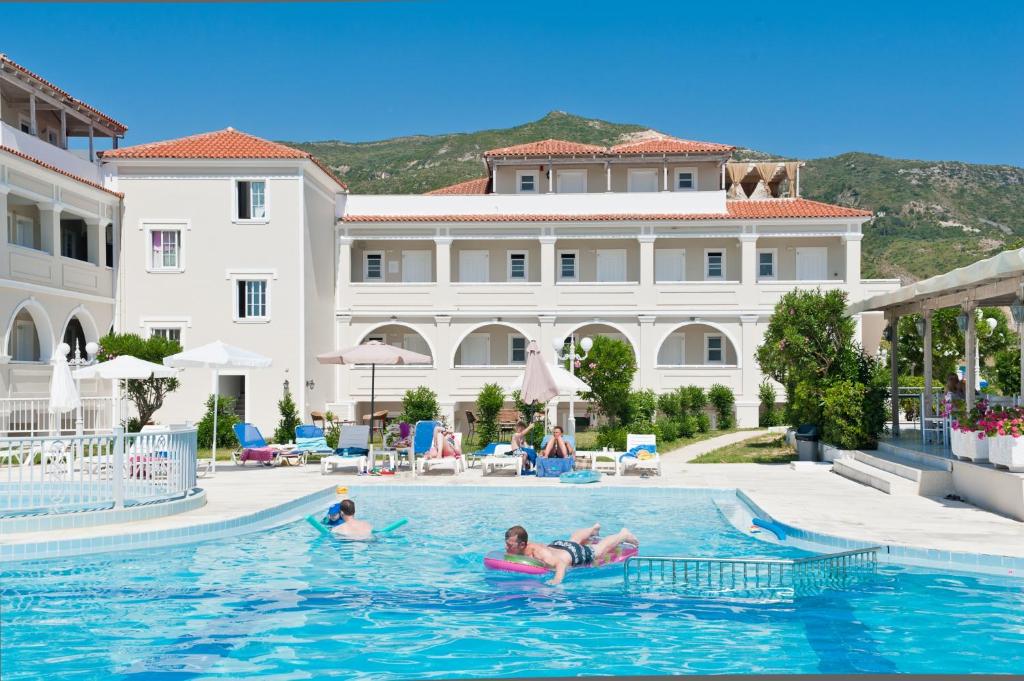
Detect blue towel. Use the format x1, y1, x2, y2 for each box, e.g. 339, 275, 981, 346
335, 446, 369, 457
619, 444, 657, 460
295, 436, 330, 452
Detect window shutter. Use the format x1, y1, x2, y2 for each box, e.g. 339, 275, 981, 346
237, 281, 246, 318
237, 182, 250, 220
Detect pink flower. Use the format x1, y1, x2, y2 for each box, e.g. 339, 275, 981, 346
588, 362, 596, 369
574, 360, 582, 368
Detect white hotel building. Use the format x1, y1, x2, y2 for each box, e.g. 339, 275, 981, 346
2, 55, 898, 434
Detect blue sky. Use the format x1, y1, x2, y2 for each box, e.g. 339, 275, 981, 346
4, 1, 1022, 165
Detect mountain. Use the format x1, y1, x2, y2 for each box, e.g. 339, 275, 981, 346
286, 112, 1024, 282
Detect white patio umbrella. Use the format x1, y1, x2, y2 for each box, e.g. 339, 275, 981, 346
316, 341, 431, 437
507, 342, 591, 435
507, 364, 591, 397
73, 355, 178, 381
49, 353, 81, 431
163, 341, 272, 474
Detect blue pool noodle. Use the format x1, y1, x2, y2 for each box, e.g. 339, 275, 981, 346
306, 515, 408, 536
752, 517, 787, 540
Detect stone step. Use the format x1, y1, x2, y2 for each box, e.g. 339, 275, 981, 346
831, 458, 919, 495
853, 450, 954, 497
876, 440, 954, 471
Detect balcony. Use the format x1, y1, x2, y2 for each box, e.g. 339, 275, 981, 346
0, 121, 102, 184
343, 189, 728, 219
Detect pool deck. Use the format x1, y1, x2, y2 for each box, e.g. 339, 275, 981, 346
3, 430, 1023, 567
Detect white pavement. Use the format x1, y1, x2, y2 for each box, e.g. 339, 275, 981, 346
4, 431, 1024, 561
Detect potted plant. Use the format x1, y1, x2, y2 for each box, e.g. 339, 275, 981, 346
951, 399, 990, 462
988, 409, 1024, 472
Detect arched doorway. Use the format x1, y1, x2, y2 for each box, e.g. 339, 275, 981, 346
8, 309, 42, 362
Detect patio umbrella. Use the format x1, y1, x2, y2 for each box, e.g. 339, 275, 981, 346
512, 341, 559, 404
163, 341, 272, 474
73, 355, 178, 381
316, 341, 431, 438
49, 353, 81, 432
507, 364, 591, 398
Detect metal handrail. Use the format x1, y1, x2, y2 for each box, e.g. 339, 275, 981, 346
623, 547, 879, 598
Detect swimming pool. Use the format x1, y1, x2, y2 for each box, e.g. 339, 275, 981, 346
2, 486, 1023, 678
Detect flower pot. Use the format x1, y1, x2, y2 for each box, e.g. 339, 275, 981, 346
950, 429, 965, 458
952, 430, 989, 463
989, 434, 1024, 472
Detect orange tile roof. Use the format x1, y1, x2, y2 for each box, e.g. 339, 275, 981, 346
101, 128, 346, 189
483, 139, 606, 158
426, 177, 491, 195
0, 54, 127, 134
342, 198, 872, 223
609, 136, 734, 155
0, 145, 123, 198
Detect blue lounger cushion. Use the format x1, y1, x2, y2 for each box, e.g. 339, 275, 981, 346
295, 436, 331, 452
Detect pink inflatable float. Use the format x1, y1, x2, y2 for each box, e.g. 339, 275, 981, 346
483, 543, 638, 575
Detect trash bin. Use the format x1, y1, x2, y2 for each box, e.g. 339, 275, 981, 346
794, 424, 820, 462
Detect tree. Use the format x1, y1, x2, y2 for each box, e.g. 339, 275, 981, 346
97, 332, 181, 426
400, 386, 439, 424
272, 385, 302, 444
511, 389, 544, 448
475, 383, 504, 445
573, 336, 637, 425
896, 307, 1015, 382
197, 395, 239, 449
993, 345, 1021, 397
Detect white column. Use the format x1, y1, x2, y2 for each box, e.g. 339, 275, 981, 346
638, 234, 655, 288
38, 202, 60, 257
844, 232, 864, 300
0, 190, 9, 278
738, 315, 761, 428
638, 315, 656, 390
605, 162, 611, 192
491, 162, 497, 192
922, 310, 933, 421
334, 314, 353, 417
540, 235, 556, 290
739, 234, 758, 292
547, 161, 554, 193
538, 315, 557, 365
662, 162, 669, 191
335, 236, 352, 308
88, 126, 95, 162
60, 110, 68, 149
434, 315, 453, 417
29, 94, 37, 136
434, 237, 451, 286
964, 303, 977, 411
84, 217, 101, 265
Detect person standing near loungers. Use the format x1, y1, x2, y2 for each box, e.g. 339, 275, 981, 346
511, 420, 538, 471
504, 524, 639, 585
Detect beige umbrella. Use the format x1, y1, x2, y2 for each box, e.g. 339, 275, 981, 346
517, 341, 559, 404
317, 341, 431, 433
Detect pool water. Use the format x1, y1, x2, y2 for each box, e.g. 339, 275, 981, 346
2, 487, 1023, 679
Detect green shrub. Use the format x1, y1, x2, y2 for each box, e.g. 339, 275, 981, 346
678, 414, 698, 438
323, 411, 340, 449
511, 390, 545, 448
197, 395, 239, 449
400, 386, 439, 424
684, 386, 707, 416
655, 418, 679, 443
122, 417, 143, 434
573, 336, 638, 425
695, 412, 711, 433
708, 384, 735, 429
787, 381, 822, 427
822, 380, 867, 450
657, 390, 681, 420
626, 418, 657, 436
476, 383, 505, 445
626, 389, 657, 424
595, 425, 627, 451
272, 386, 302, 444
758, 380, 780, 427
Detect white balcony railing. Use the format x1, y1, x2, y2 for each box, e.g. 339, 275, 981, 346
0, 121, 102, 183
343, 189, 728, 218
0, 397, 119, 437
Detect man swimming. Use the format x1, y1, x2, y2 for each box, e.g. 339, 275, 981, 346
503, 524, 639, 585
332, 499, 374, 540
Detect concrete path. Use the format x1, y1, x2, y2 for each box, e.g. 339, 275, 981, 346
664, 429, 770, 462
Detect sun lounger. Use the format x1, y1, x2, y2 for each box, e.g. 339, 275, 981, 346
421, 428, 465, 475
481, 443, 520, 476
620, 433, 661, 476
320, 425, 370, 474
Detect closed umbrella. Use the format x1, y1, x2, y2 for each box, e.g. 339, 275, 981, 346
163, 341, 272, 474
512, 341, 559, 404
49, 353, 81, 433
317, 341, 431, 441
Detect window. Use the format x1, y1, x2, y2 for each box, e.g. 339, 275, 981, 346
556, 170, 587, 193
151, 327, 182, 344
704, 250, 725, 280
558, 251, 578, 281
18, 115, 31, 134
45, 128, 59, 145
60, 219, 88, 262
757, 249, 777, 280
149, 229, 181, 271
105, 224, 114, 268
627, 168, 659, 192
235, 279, 269, 320
509, 336, 527, 365
236, 180, 267, 220
705, 334, 724, 365
364, 252, 384, 280
516, 170, 537, 194
655, 248, 686, 282
507, 251, 528, 281
674, 167, 698, 191
8, 214, 38, 250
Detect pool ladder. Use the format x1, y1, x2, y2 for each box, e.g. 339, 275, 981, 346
623, 547, 879, 599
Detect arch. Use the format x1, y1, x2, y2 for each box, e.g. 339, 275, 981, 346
59, 305, 101, 350
450, 321, 535, 368
655, 321, 742, 367
558, 320, 639, 357
3, 298, 56, 362
356, 322, 437, 364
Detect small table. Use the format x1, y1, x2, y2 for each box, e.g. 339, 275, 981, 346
369, 447, 397, 471
574, 450, 598, 470
592, 450, 620, 475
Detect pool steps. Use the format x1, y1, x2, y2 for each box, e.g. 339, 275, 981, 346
831, 442, 954, 497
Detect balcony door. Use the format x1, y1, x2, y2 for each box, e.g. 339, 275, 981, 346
556, 170, 587, 194
596, 249, 627, 282
458, 250, 489, 282
401, 250, 432, 282
460, 333, 490, 365
795, 247, 828, 281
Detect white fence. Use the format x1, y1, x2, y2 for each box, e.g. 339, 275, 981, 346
0, 427, 198, 514
0, 397, 120, 437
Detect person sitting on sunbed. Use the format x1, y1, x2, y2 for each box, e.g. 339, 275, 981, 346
541, 426, 574, 459
424, 425, 461, 459
503, 524, 639, 585
332, 499, 374, 540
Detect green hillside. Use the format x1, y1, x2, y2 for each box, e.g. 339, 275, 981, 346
286, 112, 1024, 281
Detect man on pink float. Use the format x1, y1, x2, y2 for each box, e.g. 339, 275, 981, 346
503, 524, 639, 585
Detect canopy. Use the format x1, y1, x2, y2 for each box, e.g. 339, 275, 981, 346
48, 355, 81, 416
73, 355, 178, 380
163, 341, 272, 474
507, 364, 590, 396
316, 340, 431, 366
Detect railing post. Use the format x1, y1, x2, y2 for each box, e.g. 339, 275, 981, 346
113, 426, 125, 509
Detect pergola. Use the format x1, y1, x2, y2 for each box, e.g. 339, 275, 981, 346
848, 248, 1024, 435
